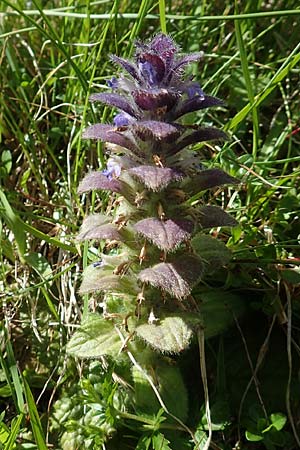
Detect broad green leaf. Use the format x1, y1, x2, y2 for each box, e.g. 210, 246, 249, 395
25, 252, 52, 280
245, 430, 263, 442
264, 413, 287, 432
152, 432, 172, 450
191, 234, 232, 271
133, 364, 188, 422
66, 314, 122, 358
136, 316, 193, 354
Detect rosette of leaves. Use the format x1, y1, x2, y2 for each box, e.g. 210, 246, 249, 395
68, 34, 238, 359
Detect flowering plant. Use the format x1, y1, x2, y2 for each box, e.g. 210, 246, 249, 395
67, 33, 238, 379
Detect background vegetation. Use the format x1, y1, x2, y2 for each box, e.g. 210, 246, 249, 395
0, 0, 299, 449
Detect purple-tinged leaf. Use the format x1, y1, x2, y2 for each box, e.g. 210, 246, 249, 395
172, 52, 204, 73
131, 121, 182, 143
191, 234, 232, 271
174, 95, 223, 119
134, 218, 193, 251
132, 89, 178, 111
171, 128, 228, 155
149, 34, 177, 59
78, 171, 122, 194
128, 166, 184, 191
136, 316, 193, 354
83, 123, 139, 153
198, 205, 237, 228
138, 255, 203, 299
110, 55, 141, 82
77, 214, 122, 241
89, 93, 139, 118
185, 169, 239, 193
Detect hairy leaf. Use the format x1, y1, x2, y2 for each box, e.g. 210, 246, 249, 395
89, 92, 139, 118
174, 95, 223, 119
66, 313, 122, 358
128, 166, 183, 191
77, 214, 122, 241
138, 255, 203, 299
78, 171, 122, 194
185, 168, 239, 193
132, 89, 178, 111
83, 123, 139, 154
134, 218, 193, 251
191, 234, 232, 271
198, 206, 237, 228
79, 265, 137, 295
110, 55, 141, 81
131, 121, 181, 142
171, 128, 228, 154
136, 316, 193, 353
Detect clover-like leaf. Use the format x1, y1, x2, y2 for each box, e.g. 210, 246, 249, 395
136, 316, 193, 353
138, 255, 203, 299
134, 218, 193, 251
66, 313, 122, 358
78, 171, 122, 194
77, 214, 122, 241
128, 166, 183, 191
198, 206, 237, 228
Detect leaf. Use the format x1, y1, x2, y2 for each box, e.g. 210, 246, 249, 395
185, 169, 239, 193
132, 89, 178, 111
191, 234, 232, 271
110, 55, 141, 81
66, 314, 122, 358
83, 123, 139, 154
152, 432, 172, 450
245, 430, 263, 442
171, 128, 228, 155
138, 256, 203, 299
269, 413, 287, 432
89, 92, 139, 118
77, 214, 122, 241
131, 121, 182, 142
24, 252, 52, 280
198, 205, 238, 228
23, 378, 48, 450
78, 171, 122, 194
174, 95, 223, 119
79, 265, 138, 295
134, 218, 193, 251
128, 165, 184, 191
136, 317, 193, 354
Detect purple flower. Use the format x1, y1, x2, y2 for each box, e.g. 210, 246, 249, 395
102, 159, 122, 180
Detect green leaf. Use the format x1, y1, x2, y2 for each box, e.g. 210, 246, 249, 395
152, 432, 172, 450
136, 316, 193, 354
66, 314, 122, 358
191, 234, 232, 271
264, 413, 287, 432
25, 252, 52, 280
245, 430, 263, 442
23, 378, 47, 450
133, 364, 188, 422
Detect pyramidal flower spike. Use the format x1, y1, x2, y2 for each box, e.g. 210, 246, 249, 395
68, 34, 239, 358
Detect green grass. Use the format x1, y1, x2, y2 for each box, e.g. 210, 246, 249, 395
0, 0, 300, 449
